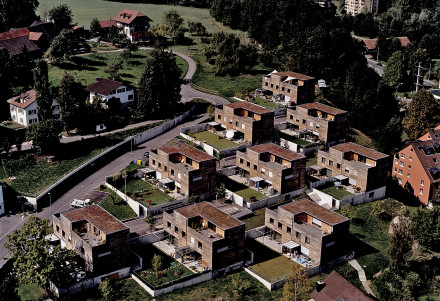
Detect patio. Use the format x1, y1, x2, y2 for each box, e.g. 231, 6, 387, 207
227, 174, 276, 198
153, 241, 207, 273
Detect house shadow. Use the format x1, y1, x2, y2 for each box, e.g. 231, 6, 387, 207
348, 234, 379, 259
245, 239, 281, 264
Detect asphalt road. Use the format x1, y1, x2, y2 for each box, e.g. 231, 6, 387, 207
0, 49, 229, 267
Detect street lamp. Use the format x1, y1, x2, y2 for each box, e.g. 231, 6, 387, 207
48, 192, 52, 221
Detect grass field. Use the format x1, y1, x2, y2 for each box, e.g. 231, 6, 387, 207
320, 185, 354, 200
16, 283, 46, 301
117, 179, 173, 206
38, 0, 245, 38
250, 256, 294, 282
192, 131, 238, 150
99, 192, 137, 220
219, 177, 267, 201
253, 98, 284, 110
48, 50, 188, 88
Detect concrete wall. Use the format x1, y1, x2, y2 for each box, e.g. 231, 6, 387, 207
130, 230, 166, 246
306, 176, 335, 189
279, 138, 320, 157
310, 186, 387, 209
245, 226, 266, 240
50, 267, 130, 296
244, 267, 286, 291
131, 270, 212, 297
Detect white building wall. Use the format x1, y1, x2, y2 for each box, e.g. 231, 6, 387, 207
10, 100, 60, 127
90, 86, 134, 105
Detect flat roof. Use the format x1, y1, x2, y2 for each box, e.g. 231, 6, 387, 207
226, 101, 272, 115
296, 102, 346, 115
272, 71, 314, 81
159, 143, 214, 162
61, 205, 128, 234
176, 202, 244, 230
331, 142, 388, 160
280, 199, 348, 225
248, 143, 305, 161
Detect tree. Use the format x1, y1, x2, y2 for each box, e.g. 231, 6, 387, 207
162, 10, 185, 44
90, 18, 101, 36
58, 72, 88, 133
137, 47, 181, 119
388, 215, 413, 268
230, 273, 251, 298
216, 185, 226, 200
98, 278, 113, 301
106, 26, 128, 45
372, 115, 403, 154
206, 105, 215, 120
188, 21, 207, 36
0, 0, 39, 32
151, 254, 164, 278
4, 216, 73, 290
46, 29, 88, 64
403, 89, 440, 140
33, 60, 53, 121
26, 119, 62, 155
145, 213, 157, 230
49, 4, 74, 29
281, 264, 311, 301
383, 51, 406, 89
411, 207, 440, 251
105, 61, 124, 80
339, 203, 355, 220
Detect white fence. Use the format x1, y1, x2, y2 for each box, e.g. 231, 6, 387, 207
131, 270, 213, 297
306, 176, 335, 189
133, 106, 195, 146
309, 186, 387, 209
245, 226, 266, 240
50, 267, 130, 296
279, 138, 320, 157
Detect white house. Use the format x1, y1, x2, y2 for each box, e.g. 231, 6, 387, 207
111, 9, 151, 42
85, 78, 134, 108
0, 183, 5, 216
7, 89, 60, 127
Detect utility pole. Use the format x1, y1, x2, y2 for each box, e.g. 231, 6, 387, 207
415, 62, 424, 93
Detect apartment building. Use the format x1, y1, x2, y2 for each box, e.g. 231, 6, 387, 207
286, 102, 347, 144
392, 126, 440, 205
345, 0, 379, 15
149, 143, 216, 198
236, 143, 306, 194
163, 202, 245, 271
214, 102, 274, 144
112, 9, 151, 42
317, 142, 390, 191
53, 205, 130, 275
7, 89, 60, 126
261, 70, 315, 105
265, 199, 349, 265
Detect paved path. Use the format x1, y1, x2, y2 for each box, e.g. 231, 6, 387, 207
349, 259, 376, 296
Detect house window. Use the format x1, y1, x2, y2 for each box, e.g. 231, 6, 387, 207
261, 168, 265, 174
62, 230, 65, 237
265, 82, 268, 86
290, 115, 293, 120
337, 163, 341, 169
235, 121, 239, 126
287, 227, 291, 234
369, 192, 374, 198
270, 84, 273, 88
182, 231, 186, 238
223, 117, 227, 122
287, 89, 291, 93
269, 171, 273, 178
400, 161, 404, 167
164, 166, 168, 172
305, 236, 311, 244
408, 165, 411, 169
353, 170, 358, 176
345, 167, 350, 173
401, 153, 405, 159
152, 159, 156, 165
398, 178, 402, 184
321, 157, 326, 163
56, 225, 59, 232
269, 218, 274, 225
158, 162, 162, 168
241, 124, 245, 129
394, 167, 397, 172
278, 222, 282, 230
398, 170, 403, 175
254, 164, 257, 171
309, 121, 313, 127
407, 173, 410, 178
167, 221, 171, 228
217, 114, 221, 120
296, 232, 301, 239
420, 189, 423, 195
409, 156, 412, 161
282, 87, 285, 91
276, 85, 279, 89
128, 94, 134, 100
198, 241, 203, 249
190, 237, 195, 244
247, 161, 250, 167
421, 180, 424, 186
229, 119, 232, 124
174, 226, 178, 233
316, 124, 320, 129
178, 173, 181, 179
171, 169, 175, 176
296, 117, 300, 122
329, 160, 333, 166
240, 158, 244, 164
193, 176, 202, 181
395, 158, 398, 164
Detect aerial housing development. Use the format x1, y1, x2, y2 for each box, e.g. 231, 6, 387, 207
1, 0, 439, 300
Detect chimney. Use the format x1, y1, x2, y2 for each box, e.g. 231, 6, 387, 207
316, 281, 325, 293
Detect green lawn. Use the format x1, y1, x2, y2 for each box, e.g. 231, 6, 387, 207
16, 283, 45, 301
347, 128, 375, 150
99, 192, 137, 221
0, 121, 25, 130
306, 156, 317, 167
240, 207, 266, 230
0, 122, 161, 196
253, 98, 283, 110
219, 177, 267, 201
117, 179, 173, 206
193, 131, 238, 150
320, 185, 354, 200
250, 256, 294, 282
48, 50, 188, 88
191, 54, 271, 98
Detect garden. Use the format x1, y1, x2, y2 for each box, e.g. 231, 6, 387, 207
98, 189, 137, 221
320, 185, 355, 200
192, 131, 239, 151
218, 176, 267, 202
132, 245, 192, 288
115, 178, 174, 207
